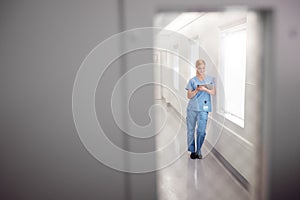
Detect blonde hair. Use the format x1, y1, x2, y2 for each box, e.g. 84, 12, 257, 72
195, 59, 206, 76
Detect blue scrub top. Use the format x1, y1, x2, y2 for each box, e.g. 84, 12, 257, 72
185, 75, 215, 112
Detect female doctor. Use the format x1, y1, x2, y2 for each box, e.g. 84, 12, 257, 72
185, 59, 215, 159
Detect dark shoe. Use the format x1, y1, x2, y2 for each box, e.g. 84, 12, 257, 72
190, 152, 197, 159
197, 154, 203, 159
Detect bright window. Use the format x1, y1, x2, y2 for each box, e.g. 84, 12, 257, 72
220, 23, 247, 127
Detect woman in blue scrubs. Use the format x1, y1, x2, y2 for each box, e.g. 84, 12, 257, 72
185, 59, 215, 159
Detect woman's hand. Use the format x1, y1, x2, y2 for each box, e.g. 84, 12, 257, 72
187, 89, 198, 99
198, 86, 206, 91
198, 85, 216, 95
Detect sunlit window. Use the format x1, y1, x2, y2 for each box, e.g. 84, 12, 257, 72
220, 23, 247, 127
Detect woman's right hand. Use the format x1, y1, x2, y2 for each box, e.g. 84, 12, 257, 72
187, 89, 198, 99
196, 86, 202, 91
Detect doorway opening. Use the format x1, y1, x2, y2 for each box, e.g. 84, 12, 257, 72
153, 10, 267, 200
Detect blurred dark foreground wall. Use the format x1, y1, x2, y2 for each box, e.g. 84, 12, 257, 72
0, 0, 300, 200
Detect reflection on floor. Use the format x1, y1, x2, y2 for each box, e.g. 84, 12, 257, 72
156, 100, 249, 200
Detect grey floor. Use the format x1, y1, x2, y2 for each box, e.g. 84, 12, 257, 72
155, 100, 250, 200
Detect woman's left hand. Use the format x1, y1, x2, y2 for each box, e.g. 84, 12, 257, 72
198, 86, 207, 92
199, 86, 212, 94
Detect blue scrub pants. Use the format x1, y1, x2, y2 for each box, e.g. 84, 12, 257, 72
186, 110, 208, 156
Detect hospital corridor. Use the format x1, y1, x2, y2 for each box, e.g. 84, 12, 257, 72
152, 10, 260, 200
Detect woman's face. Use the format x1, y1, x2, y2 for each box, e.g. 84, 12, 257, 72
196, 63, 205, 74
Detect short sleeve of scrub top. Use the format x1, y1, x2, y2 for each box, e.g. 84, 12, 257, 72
185, 79, 194, 91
